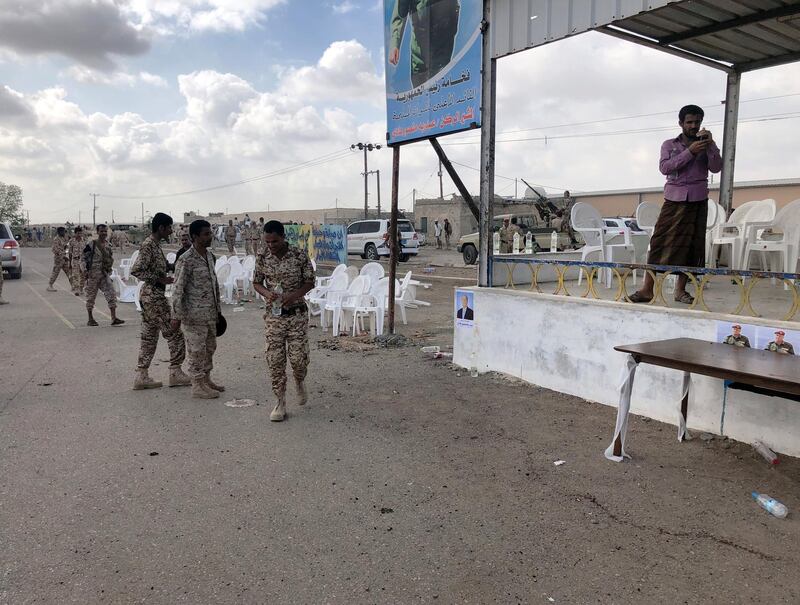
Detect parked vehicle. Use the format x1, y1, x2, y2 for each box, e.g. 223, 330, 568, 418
456, 213, 574, 265
603, 217, 645, 235
0, 221, 22, 279
346, 219, 419, 262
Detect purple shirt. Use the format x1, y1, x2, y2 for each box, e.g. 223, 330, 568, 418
660, 135, 722, 202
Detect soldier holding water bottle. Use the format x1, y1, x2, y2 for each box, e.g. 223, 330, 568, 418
253, 220, 316, 422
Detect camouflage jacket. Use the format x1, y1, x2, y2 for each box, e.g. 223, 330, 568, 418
131, 235, 168, 289
765, 341, 795, 355
171, 246, 219, 324
253, 245, 315, 304
67, 237, 85, 264
225, 225, 237, 240
52, 235, 68, 259
84, 240, 113, 275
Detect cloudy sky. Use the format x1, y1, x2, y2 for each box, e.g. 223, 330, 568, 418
1, 0, 798, 224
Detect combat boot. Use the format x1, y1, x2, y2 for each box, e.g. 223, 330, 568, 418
168, 367, 191, 387
0, 297, 8, 305
270, 398, 286, 422
191, 379, 219, 399
205, 373, 225, 392
46, 286, 57, 292
133, 369, 163, 390
296, 380, 307, 406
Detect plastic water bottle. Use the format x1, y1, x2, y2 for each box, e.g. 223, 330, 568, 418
512, 232, 520, 254
271, 282, 283, 317
524, 232, 533, 254
752, 492, 788, 518
550, 230, 558, 252
469, 352, 478, 378
753, 441, 779, 465
492, 231, 501, 254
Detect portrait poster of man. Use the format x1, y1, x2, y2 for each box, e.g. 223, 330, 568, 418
756, 326, 798, 356
716, 321, 756, 349
384, 0, 482, 145
455, 289, 474, 328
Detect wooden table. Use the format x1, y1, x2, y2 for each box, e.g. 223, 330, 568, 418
608, 338, 800, 460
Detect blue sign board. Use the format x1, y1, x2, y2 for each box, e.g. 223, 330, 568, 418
285, 224, 347, 266
384, 0, 482, 146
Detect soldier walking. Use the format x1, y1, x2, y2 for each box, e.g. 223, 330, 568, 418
68, 226, 86, 296
46, 226, 70, 292
131, 213, 191, 390
243, 221, 254, 256
170, 220, 225, 399
84, 224, 125, 327
252, 220, 315, 422
225, 219, 237, 255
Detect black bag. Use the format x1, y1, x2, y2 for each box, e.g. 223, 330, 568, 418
216, 313, 227, 337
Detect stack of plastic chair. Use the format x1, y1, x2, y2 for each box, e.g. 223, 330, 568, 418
742, 199, 800, 276
325, 275, 370, 336
352, 277, 390, 336
119, 250, 139, 281
316, 263, 347, 288
572, 202, 635, 287
710, 199, 776, 270
307, 272, 348, 331
215, 263, 232, 303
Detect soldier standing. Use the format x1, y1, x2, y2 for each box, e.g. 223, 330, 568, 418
246, 221, 256, 256
255, 217, 265, 255
46, 226, 70, 292
68, 226, 86, 296
84, 224, 125, 327
499, 218, 511, 254
225, 219, 237, 255
131, 213, 191, 390
252, 220, 316, 422
170, 220, 225, 399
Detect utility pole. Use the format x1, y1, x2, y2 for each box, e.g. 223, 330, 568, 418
438, 160, 444, 199
412, 188, 416, 210
366, 170, 381, 216
351, 142, 382, 219
111, 209, 115, 223
141, 202, 145, 228
90, 193, 98, 227
515, 178, 518, 199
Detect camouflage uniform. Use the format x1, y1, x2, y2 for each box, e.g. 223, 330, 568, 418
253, 245, 316, 399
723, 334, 751, 348
48, 235, 70, 287
171, 247, 220, 380
68, 235, 86, 294
225, 225, 237, 255
765, 341, 795, 355
244, 224, 254, 255
84, 240, 117, 312
255, 221, 264, 255
131, 234, 186, 371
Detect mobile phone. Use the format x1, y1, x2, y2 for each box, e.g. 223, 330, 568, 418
698, 133, 710, 141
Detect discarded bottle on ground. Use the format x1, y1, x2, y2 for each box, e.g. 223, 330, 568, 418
752, 440, 779, 465
271, 282, 283, 317
752, 492, 788, 518
469, 352, 479, 378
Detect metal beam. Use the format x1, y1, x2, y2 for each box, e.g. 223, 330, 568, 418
598, 26, 734, 73
719, 71, 741, 216
478, 2, 496, 288
387, 145, 400, 333
736, 49, 800, 73
429, 138, 480, 222
658, 5, 800, 45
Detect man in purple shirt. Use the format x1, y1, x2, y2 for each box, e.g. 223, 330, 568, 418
630, 104, 722, 304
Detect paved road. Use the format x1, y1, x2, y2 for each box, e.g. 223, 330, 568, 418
2, 249, 799, 604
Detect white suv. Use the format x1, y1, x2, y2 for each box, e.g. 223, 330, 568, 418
346, 219, 419, 262
0, 221, 22, 279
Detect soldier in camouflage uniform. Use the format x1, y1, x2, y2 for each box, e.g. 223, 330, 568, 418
131, 213, 191, 390
243, 221, 254, 256
84, 224, 125, 327
722, 324, 750, 348
253, 220, 316, 422
47, 226, 70, 291
68, 226, 86, 296
170, 220, 224, 399
225, 220, 237, 255
255, 217, 265, 255
765, 330, 795, 355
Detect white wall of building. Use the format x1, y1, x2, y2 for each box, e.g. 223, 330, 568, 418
453, 287, 800, 457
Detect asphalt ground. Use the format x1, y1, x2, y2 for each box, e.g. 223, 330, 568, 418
1, 248, 799, 604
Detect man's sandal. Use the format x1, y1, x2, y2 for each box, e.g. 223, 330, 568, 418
628, 291, 653, 303
674, 292, 694, 305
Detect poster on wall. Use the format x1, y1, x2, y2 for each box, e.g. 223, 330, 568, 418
454, 289, 474, 328
284, 224, 347, 266
384, 0, 482, 145
715, 321, 797, 355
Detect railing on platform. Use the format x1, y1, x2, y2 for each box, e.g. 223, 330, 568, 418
490, 257, 800, 321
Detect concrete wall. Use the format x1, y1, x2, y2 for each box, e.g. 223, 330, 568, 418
454, 287, 800, 457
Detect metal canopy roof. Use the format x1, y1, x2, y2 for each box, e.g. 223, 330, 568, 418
600, 0, 800, 73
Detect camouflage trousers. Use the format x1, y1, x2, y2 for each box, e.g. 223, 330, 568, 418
183, 321, 217, 380
70, 261, 85, 294
49, 258, 70, 287
85, 270, 116, 312
137, 287, 186, 370
264, 311, 309, 398
244, 239, 253, 255
226, 238, 236, 254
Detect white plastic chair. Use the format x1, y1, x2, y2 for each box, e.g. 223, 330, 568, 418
311, 258, 317, 273
119, 250, 139, 281
316, 263, 347, 288
359, 262, 385, 284
704, 200, 725, 266
114, 273, 139, 303
345, 265, 359, 284
710, 199, 776, 270
353, 277, 391, 336
742, 199, 800, 276
215, 255, 227, 271
307, 272, 349, 331
326, 275, 370, 336
572, 202, 635, 287
223, 263, 245, 304
215, 264, 232, 303
241, 255, 256, 272
635, 201, 661, 239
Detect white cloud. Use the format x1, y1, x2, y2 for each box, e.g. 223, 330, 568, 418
331, 1, 358, 14
124, 0, 286, 33
64, 66, 168, 88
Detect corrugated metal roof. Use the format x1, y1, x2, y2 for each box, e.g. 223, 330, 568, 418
600, 0, 800, 72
